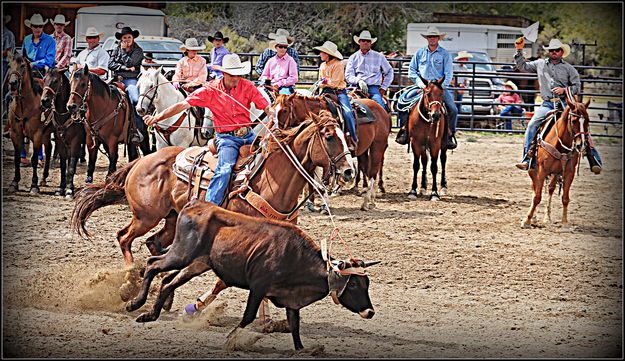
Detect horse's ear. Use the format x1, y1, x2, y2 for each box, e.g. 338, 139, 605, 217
22, 47, 27, 58
83, 63, 89, 74
419, 75, 429, 86
584, 97, 592, 108
437, 75, 445, 85
158, 65, 164, 75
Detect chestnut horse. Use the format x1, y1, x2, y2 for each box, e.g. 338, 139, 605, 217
71, 112, 354, 303
67, 64, 147, 183
522, 90, 592, 232
407, 76, 449, 201
5, 51, 53, 194
273, 93, 390, 210
41, 68, 86, 197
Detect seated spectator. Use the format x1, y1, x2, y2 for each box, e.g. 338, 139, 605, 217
258, 35, 298, 95
207, 31, 231, 80
496, 81, 524, 130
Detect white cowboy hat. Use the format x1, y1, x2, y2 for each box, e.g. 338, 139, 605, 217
50, 14, 70, 26
502, 81, 518, 91
353, 30, 377, 44
314, 41, 343, 60
420, 26, 446, 39
24, 13, 48, 28
82, 27, 104, 40
454, 50, 474, 60
268, 28, 294, 43
543, 39, 571, 58
212, 53, 251, 76
269, 35, 293, 51
180, 38, 206, 52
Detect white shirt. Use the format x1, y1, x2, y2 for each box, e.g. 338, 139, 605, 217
76, 45, 110, 79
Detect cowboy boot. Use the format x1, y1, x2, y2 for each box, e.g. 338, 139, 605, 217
346, 134, 357, 153
446, 132, 458, 150
395, 111, 409, 145
585, 145, 602, 174
130, 129, 144, 145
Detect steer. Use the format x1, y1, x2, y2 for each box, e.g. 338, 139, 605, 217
126, 199, 379, 350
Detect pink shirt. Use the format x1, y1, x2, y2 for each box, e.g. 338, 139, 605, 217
496, 93, 522, 104
259, 53, 298, 87
173, 56, 208, 86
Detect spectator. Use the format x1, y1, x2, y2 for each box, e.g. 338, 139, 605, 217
452, 50, 472, 102
255, 28, 299, 76
3, 14, 15, 125
495, 81, 524, 130
207, 31, 231, 80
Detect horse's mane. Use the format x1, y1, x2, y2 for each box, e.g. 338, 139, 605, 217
46, 67, 71, 108
14, 53, 42, 95
266, 110, 336, 152
74, 68, 112, 99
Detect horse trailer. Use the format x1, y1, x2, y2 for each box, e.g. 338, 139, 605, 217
406, 22, 538, 63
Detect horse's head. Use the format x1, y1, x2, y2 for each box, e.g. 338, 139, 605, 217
565, 92, 592, 148
6, 52, 27, 94
421, 76, 446, 122
41, 67, 65, 110
136, 66, 165, 117
273, 93, 327, 129
67, 64, 91, 113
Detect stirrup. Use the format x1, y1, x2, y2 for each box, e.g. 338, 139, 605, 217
395, 127, 409, 145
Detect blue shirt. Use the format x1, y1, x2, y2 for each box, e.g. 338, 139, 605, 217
209, 46, 231, 79
255, 47, 300, 76
23, 33, 56, 69
409, 45, 453, 88
345, 49, 394, 90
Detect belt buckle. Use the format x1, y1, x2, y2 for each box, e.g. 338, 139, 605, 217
234, 126, 249, 137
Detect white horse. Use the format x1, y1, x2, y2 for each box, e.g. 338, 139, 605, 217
136, 67, 213, 149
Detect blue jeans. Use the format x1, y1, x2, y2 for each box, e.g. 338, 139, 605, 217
522, 101, 562, 161
337, 89, 358, 142
398, 87, 458, 133
205, 131, 256, 205
499, 105, 524, 130
21, 145, 44, 160
278, 86, 294, 95
366, 85, 388, 112
121, 78, 144, 132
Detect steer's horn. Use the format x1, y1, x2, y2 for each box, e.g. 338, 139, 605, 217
364, 260, 382, 268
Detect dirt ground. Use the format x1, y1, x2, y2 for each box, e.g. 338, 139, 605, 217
2, 131, 622, 358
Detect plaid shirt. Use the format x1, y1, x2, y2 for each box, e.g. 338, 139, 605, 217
53, 31, 72, 69
345, 49, 394, 90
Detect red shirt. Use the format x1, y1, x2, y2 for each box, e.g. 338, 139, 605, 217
185, 78, 269, 133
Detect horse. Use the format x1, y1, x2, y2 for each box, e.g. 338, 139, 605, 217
135, 67, 213, 149
407, 76, 449, 201
71, 111, 354, 305
5, 50, 53, 194
521, 89, 592, 232
273, 93, 390, 210
41, 67, 86, 197
67, 64, 147, 183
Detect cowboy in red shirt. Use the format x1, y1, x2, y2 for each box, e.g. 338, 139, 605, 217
144, 54, 273, 205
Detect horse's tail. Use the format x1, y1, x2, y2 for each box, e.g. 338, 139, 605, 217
71, 158, 140, 238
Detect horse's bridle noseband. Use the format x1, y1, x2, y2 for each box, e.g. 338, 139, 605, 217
138, 74, 159, 115
308, 121, 351, 185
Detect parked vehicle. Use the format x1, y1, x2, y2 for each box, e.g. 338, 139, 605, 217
102, 35, 184, 74
450, 50, 504, 115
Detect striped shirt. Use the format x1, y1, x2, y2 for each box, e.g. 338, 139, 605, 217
345, 49, 394, 90
173, 55, 208, 86
53, 31, 73, 69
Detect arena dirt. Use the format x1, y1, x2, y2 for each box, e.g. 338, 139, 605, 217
2, 132, 622, 358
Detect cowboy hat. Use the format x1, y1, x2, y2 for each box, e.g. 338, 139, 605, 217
115, 26, 140, 40
420, 26, 446, 39
207, 31, 229, 44
269, 35, 292, 51
4, 15, 11, 24
180, 37, 206, 51
543, 39, 571, 58
212, 53, 251, 76
82, 27, 104, 40
454, 50, 474, 60
50, 14, 70, 25
268, 28, 294, 43
313, 40, 343, 60
502, 81, 518, 91
353, 30, 377, 44
24, 13, 48, 28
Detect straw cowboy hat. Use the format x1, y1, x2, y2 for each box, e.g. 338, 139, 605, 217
314, 41, 343, 60
353, 30, 377, 44
82, 27, 104, 40
50, 14, 70, 26
502, 81, 518, 91
268, 28, 294, 43
180, 37, 206, 51
543, 39, 571, 58
24, 13, 48, 28
269, 35, 292, 51
454, 50, 474, 60
212, 53, 251, 76
207, 31, 229, 44
115, 26, 140, 40
420, 26, 446, 39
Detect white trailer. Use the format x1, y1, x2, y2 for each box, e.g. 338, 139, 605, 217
74, 5, 167, 49
406, 22, 537, 63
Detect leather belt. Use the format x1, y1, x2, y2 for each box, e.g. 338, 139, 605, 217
218, 126, 252, 137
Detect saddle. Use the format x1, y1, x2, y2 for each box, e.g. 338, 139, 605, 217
351, 100, 376, 124
105, 79, 126, 92
527, 109, 563, 162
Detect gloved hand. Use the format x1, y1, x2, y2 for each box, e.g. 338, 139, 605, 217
515, 36, 525, 51
357, 80, 369, 94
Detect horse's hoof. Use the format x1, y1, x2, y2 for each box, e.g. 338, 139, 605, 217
126, 300, 140, 312
319, 205, 329, 215
119, 282, 138, 302
54, 188, 64, 196
360, 204, 369, 211
418, 188, 427, 196
29, 186, 40, 194
440, 188, 449, 196
85, 176, 93, 184
7, 183, 18, 193
379, 186, 386, 194
183, 303, 201, 317
521, 221, 532, 229
65, 189, 74, 199
40, 180, 47, 187
305, 202, 319, 213
560, 226, 573, 233
430, 193, 440, 201
407, 191, 417, 200
135, 312, 156, 323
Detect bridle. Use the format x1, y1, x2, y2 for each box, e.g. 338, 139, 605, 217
137, 71, 159, 116
300, 120, 351, 185
417, 83, 445, 123
42, 73, 78, 149
68, 72, 91, 119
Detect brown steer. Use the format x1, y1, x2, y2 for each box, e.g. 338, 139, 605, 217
126, 199, 378, 350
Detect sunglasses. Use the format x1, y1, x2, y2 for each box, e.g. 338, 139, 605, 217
54, 23, 65, 26
426, 35, 439, 39
31, 25, 43, 28
86, 36, 99, 40
359, 39, 372, 43
548, 48, 563, 53
276, 45, 288, 49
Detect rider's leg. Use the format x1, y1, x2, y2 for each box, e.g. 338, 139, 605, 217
442, 89, 458, 149
586, 137, 603, 174
516, 102, 553, 169
337, 89, 358, 143
278, 86, 293, 95
367, 85, 388, 112
121, 78, 144, 143
395, 87, 421, 145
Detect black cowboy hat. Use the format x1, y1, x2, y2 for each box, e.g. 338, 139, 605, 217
115, 26, 140, 40
207, 31, 229, 43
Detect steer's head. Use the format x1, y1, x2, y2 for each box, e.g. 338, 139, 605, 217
328, 258, 380, 319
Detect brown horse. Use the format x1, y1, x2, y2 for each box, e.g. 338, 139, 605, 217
273, 93, 390, 210
67, 64, 143, 183
522, 90, 592, 232
5, 51, 53, 194
41, 67, 86, 197
407, 76, 448, 201
71, 111, 354, 303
